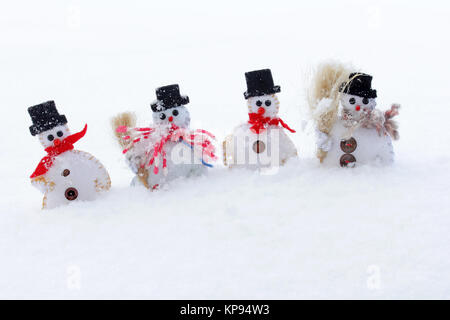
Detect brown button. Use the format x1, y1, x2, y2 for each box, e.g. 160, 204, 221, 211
340, 137, 357, 153
340, 154, 356, 167
252, 140, 266, 154
65, 187, 78, 201
62, 169, 70, 177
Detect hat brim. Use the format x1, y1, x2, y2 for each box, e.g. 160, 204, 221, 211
359, 90, 377, 99
339, 83, 377, 99
344, 89, 377, 99
151, 96, 190, 112
244, 86, 281, 99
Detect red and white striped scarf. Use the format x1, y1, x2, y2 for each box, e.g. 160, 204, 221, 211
116, 123, 217, 175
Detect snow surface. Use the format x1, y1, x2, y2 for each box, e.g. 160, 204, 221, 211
1, 0, 450, 299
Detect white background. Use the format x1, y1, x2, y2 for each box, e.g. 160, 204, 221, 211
1, 0, 449, 299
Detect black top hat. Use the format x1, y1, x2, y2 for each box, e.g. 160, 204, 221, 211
150, 84, 189, 112
28, 101, 68, 136
339, 72, 377, 99
243, 69, 281, 99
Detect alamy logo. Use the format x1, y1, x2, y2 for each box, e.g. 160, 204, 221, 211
223, 129, 281, 172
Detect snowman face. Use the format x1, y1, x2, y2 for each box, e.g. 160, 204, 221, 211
38, 124, 71, 148
339, 93, 377, 121
152, 105, 190, 128
247, 94, 280, 118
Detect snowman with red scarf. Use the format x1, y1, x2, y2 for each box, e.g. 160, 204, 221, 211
114, 84, 216, 190
223, 69, 297, 169
28, 101, 111, 209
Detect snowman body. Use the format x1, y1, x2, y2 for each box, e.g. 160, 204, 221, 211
322, 120, 394, 167
126, 136, 207, 188
225, 122, 297, 169
32, 150, 111, 209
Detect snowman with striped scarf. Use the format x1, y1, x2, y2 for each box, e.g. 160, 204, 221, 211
113, 84, 216, 190
223, 69, 297, 170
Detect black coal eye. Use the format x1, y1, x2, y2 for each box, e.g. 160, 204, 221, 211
159, 113, 166, 120
172, 110, 179, 116
362, 98, 369, 105
57, 131, 63, 137
256, 100, 262, 107
47, 134, 54, 141
349, 98, 356, 104
265, 100, 271, 106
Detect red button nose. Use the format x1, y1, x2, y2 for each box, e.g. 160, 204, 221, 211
355, 105, 361, 111
257, 107, 265, 115
168, 116, 173, 122
53, 139, 61, 146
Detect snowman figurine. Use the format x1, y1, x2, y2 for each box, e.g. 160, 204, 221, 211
113, 84, 216, 190
28, 101, 111, 209
223, 69, 297, 169
313, 71, 400, 167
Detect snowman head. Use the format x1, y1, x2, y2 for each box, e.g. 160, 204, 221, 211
247, 94, 280, 118
28, 101, 72, 148
152, 105, 190, 128
38, 124, 72, 148
339, 93, 377, 121
338, 72, 377, 121
150, 84, 191, 129
243, 69, 281, 119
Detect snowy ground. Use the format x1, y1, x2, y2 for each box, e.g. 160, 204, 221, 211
1, 0, 450, 299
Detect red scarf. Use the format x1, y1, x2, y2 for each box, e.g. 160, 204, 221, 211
30, 124, 88, 179
248, 113, 296, 134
